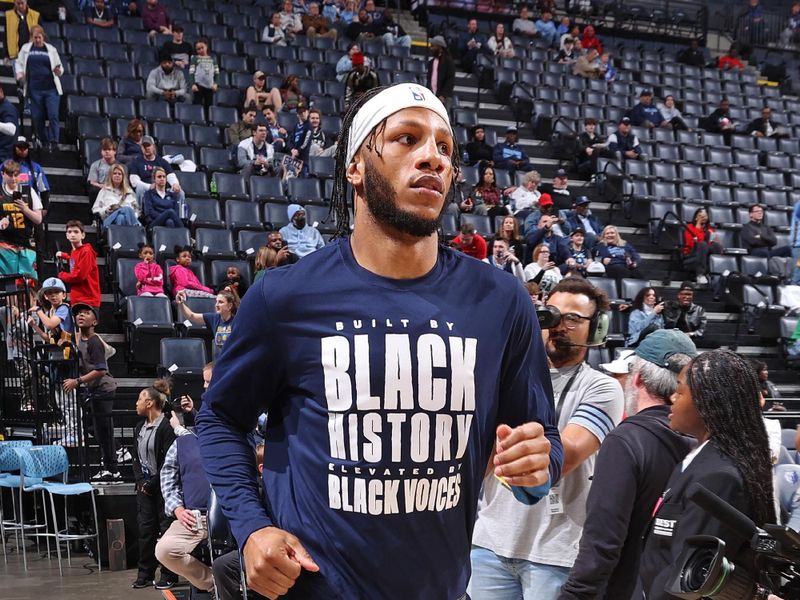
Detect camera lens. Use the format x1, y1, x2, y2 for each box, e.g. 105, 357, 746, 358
681, 547, 716, 592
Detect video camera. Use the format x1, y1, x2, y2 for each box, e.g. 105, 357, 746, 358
536, 305, 562, 329
666, 483, 800, 599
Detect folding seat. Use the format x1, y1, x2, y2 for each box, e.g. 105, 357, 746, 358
652, 162, 679, 182
159, 338, 208, 400
708, 205, 738, 228
271, 45, 297, 62
620, 278, 649, 302
225, 200, 264, 232
213, 173, 248, 200
214, 38, 240, 57
132, 45, 158, 65
460, 214, 491, 237
298, 78, 322, 98
215, 88, 244, 108
67, 39, 97, 59
122, 29, 149, 45
678, 163, 707, 185
220, 54, 249, 73
72, 58, 105, 77
250, 176, 286, 203
152, 226, 191, 258
760, 189, 789, 208
651, 181, 678, 200
702, 132, 727, 148
304, 205, 336, 233
732, 169, 761, 189
238, 230, 269, 255
125, 296, 176, 366
708, 185, 734, 205
176, 172, 209, 198
207, 260, 252, 291
175, 103, 206, 125
114, 257, 141, 309
93, 26, 121, 44
733, 188, 759, 206
189, 124, 224, 148
106, 225, 146, 275
453, 109, 478, 128
310, 95, 338, 116
287, 178, 323, 203
680, 183, 707, 203
200, 148, 236, 174
733, 150, 761, 169
778, 138, 800, 154
706, 166, 734, 187
186, 198, 223, 231
264, 202, 291, 229
731, 134, 756, 150
195, 227, 237, 260
202, 24, 228, 40
66, 95, 101, 117
153, 122, 187, 145
99, 43, 129, 63
208, 106, 238, 127
77, 116, 112, 140
106, 62, 137, 80
139, 100, 172, 123
113, 79, 146, 100
163, 144, 197, 165
308, 157, 335, 180
118, 14, 144, 30
404, 59, 427, 75
765, 153, 792, 172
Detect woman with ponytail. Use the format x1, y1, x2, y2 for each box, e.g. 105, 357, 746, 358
131, 378, 179, 590
639, 350, 775, 599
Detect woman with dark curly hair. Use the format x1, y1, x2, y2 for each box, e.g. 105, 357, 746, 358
639, 350, 776, 600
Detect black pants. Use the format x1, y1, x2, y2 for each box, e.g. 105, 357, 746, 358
84, 393, 117, 470
605, 263, 644, 281
193, 85, 215, 108
751, 245, 792, 258
683, 241, 723, 276
136, 488, 176, 580
213, 550, 267, 600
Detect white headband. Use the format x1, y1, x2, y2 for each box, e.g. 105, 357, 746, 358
345, 84, 453, 166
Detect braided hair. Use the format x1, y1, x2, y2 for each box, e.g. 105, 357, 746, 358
330, 86, 461, 239
685, 350, 776, 526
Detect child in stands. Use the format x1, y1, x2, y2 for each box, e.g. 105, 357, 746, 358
57, 220, 102, 308
217, 264, 248, 298
28, 277, 73, 344
135, 243, 166, 297
168, 246, 215, 298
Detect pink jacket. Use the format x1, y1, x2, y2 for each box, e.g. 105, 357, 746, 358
169, 264, 214, 296
134, 261, 165, 295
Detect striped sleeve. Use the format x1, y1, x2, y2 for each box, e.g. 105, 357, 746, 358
568, 373, 624, 444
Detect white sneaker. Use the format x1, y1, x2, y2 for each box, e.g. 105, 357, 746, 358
56, 436, 80, 447
696, 275, 708, 285
116, 447, 133, 463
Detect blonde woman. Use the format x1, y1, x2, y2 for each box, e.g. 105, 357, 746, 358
593, 225, 644, 280
92, 164, 140, 229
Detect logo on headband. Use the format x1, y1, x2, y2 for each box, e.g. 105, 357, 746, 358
410, 86, 425, 102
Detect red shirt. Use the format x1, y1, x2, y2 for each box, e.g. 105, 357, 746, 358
718, 55, 744, 70
58, 243, 101, 308
682, 223, 715, 256
452, 233, 488, 260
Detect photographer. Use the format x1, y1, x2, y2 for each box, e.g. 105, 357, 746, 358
638, 350, 776, 600
484, 238, 525, 282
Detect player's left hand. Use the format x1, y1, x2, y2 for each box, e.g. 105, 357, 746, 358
493, 423, 550, 487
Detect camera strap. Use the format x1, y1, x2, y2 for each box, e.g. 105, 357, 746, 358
555, 363, 583, 423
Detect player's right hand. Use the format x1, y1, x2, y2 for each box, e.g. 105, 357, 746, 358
243, 526, 319, 599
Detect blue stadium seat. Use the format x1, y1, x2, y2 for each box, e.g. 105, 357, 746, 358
213, 173, 248, 200
250, 176, 285, 203
176, 172, 210, 197
196, 228, 237, 260
225, 200, 263, 232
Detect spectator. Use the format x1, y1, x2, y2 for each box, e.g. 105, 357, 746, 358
746, 105, 788, 138
493, 126, 533, 174
562, 228, 595, 276
792, 199, 800, 284
471, 277, 623, 599
5, 0, 39, 63
262, 105, 289, 152
537, 0, 557, 12
146, 54, 186, 103
741, 204, 792, 258
0, 159, 42, 280
427, 36, 455, 111
88, 137, 118, 197
556, 15, 571, 37
677, 38, 708, 67
508, 169, 541, 218
484, 237, 525, 282
599, 52, 617, 82
135, 243, 166, 297
160, 25, 192, 68
494, 214, 525, 259
278, 74, 308, 113
639, 350, 775, 600
142, 167, 182, 228
0, 87, 19, 162
142, 0, 171, 35
176, 289, 238, 358
117, 119, 145, 165
278, 204, 325, 257
564, 196, 602, 248
451, 222, 487, 259
559, 331, 696, 600
363, 0, 382, 24
57, 220, 101, 308
629, 89, 668, 129
548, 168, 572, 203
751, 358, 781, 401
656, 95, 689, 131
289, 103, 313, 169
236, 123, 275, 180
576, 118, 606, 178
379, 10, 410, 47
121, 1, 140, 17
343, 53, 380, 110
782, 1, 800, 47
741, 0, 766, 45
464, 125, 493, 165
337, 43, 371, 82
15, 25, 63, 153
718, 44, 745, 69
28, 276, 72, 344
703, 97, 737, 143
86, 0, 114, 27
346, 8, 377, 41
303, 2, 337, 41
594, 225, 644, 280
64, 303, 121, 481
254, 231, 296, 280
561, 24, 581, 51
321, 0, 338, 24
512, 5, 538, 37
524, 243, 563, 292
557, 36, 578, 64
487, 23, 514, 58
339, 0, 357, 25
278, 0, 303, 41
226, 105, 258, 147
606, 116, 641, 161
535, 10, 558, 46
466, 161, 509, 218
130, 378, 178, 590
580, 24, 602, 53
307, 109, 335, 157
217, 265, 248, 298
458, 18, 485, 73
683, 207, 723, 285
626, 287, 665, 346
261, 12, 288, 46
129, 135, 183, 202
524, 193, 568, 240
187, 37, 218, 109
573, 47, 602, 79
525, 201, 571, 266
662, 281, 707, 340
169, 246, 215, 298
14, 135, 49, 213
244, 71, 283, 113
92, 163, 140, 229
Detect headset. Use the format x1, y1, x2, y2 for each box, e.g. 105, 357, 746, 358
536, 305, 609, 347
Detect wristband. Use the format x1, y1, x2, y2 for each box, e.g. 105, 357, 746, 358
512, 477, 552, 506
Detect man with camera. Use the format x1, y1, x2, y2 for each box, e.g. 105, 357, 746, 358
559, 330, 697, 600
484, 237, 525, 282
471, 278, 624, 599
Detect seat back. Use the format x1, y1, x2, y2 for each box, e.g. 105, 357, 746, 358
115, 258, 141, 299
209, 259, 252, 288
0, 440, 32, 473
152, 226, 191, 258
620, 278, 648, 302
126, 296, 173, 325
208, 487, 236, 557
196, 228, 235, 254
591, 277, 619, 301
160, 338, 208, 370
14, 446, 69, 481
107, 225, 146, 255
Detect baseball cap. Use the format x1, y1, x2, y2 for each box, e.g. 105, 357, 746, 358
41, 277, 66, 293
71, 302, 99, 322
430, 35, 447, 49
506, 125, 518, 133
538, 193, 553, 206
141, 135, 155, 146
296, 102, 308, 111
575, 196, 590, 205
14, 136, 29, 148
254, 70, 266, 80
635, 329, 697, 371
640, 89, 653, 96
351, 52, 365, 65
555, 168, 568, 178
600, 349, 636, 375
570, 227, 585, 236
619, 116, 632, 125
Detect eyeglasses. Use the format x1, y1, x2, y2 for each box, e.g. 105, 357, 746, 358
545, 307, 592, 330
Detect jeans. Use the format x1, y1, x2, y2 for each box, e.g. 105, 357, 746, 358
468, 546, 570, 600
150, 209, 182, 228
383, 32, 412, 48
793, 247, 800, 284
102, 206, 139, 228
29, 87, 60, 144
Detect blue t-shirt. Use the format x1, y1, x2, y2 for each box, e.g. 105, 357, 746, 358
53, 303, 73, 335
197, 237, 562, 599
26, 46, 56, 92
202, 312, 233, 357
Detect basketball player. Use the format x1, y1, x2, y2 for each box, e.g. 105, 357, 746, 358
197, 83, 563, 599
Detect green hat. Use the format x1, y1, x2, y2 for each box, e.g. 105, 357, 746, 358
634, 329, 697, 371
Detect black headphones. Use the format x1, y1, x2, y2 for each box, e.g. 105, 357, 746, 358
536, 305, 609, 347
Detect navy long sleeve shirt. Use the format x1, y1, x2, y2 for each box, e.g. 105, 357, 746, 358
197, 237, 562, 599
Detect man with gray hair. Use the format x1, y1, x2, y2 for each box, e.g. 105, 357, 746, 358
559, 329, 697, 600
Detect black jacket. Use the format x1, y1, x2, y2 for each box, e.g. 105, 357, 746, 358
741, 219, 777, 250
559, 405, 694, 600
638, 440, 753, 600
131, 416, 176, 497
426, 54, 455, 99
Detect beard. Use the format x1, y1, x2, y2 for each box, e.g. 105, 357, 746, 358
362, 157, 443, 238
545, 333, 583, 366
